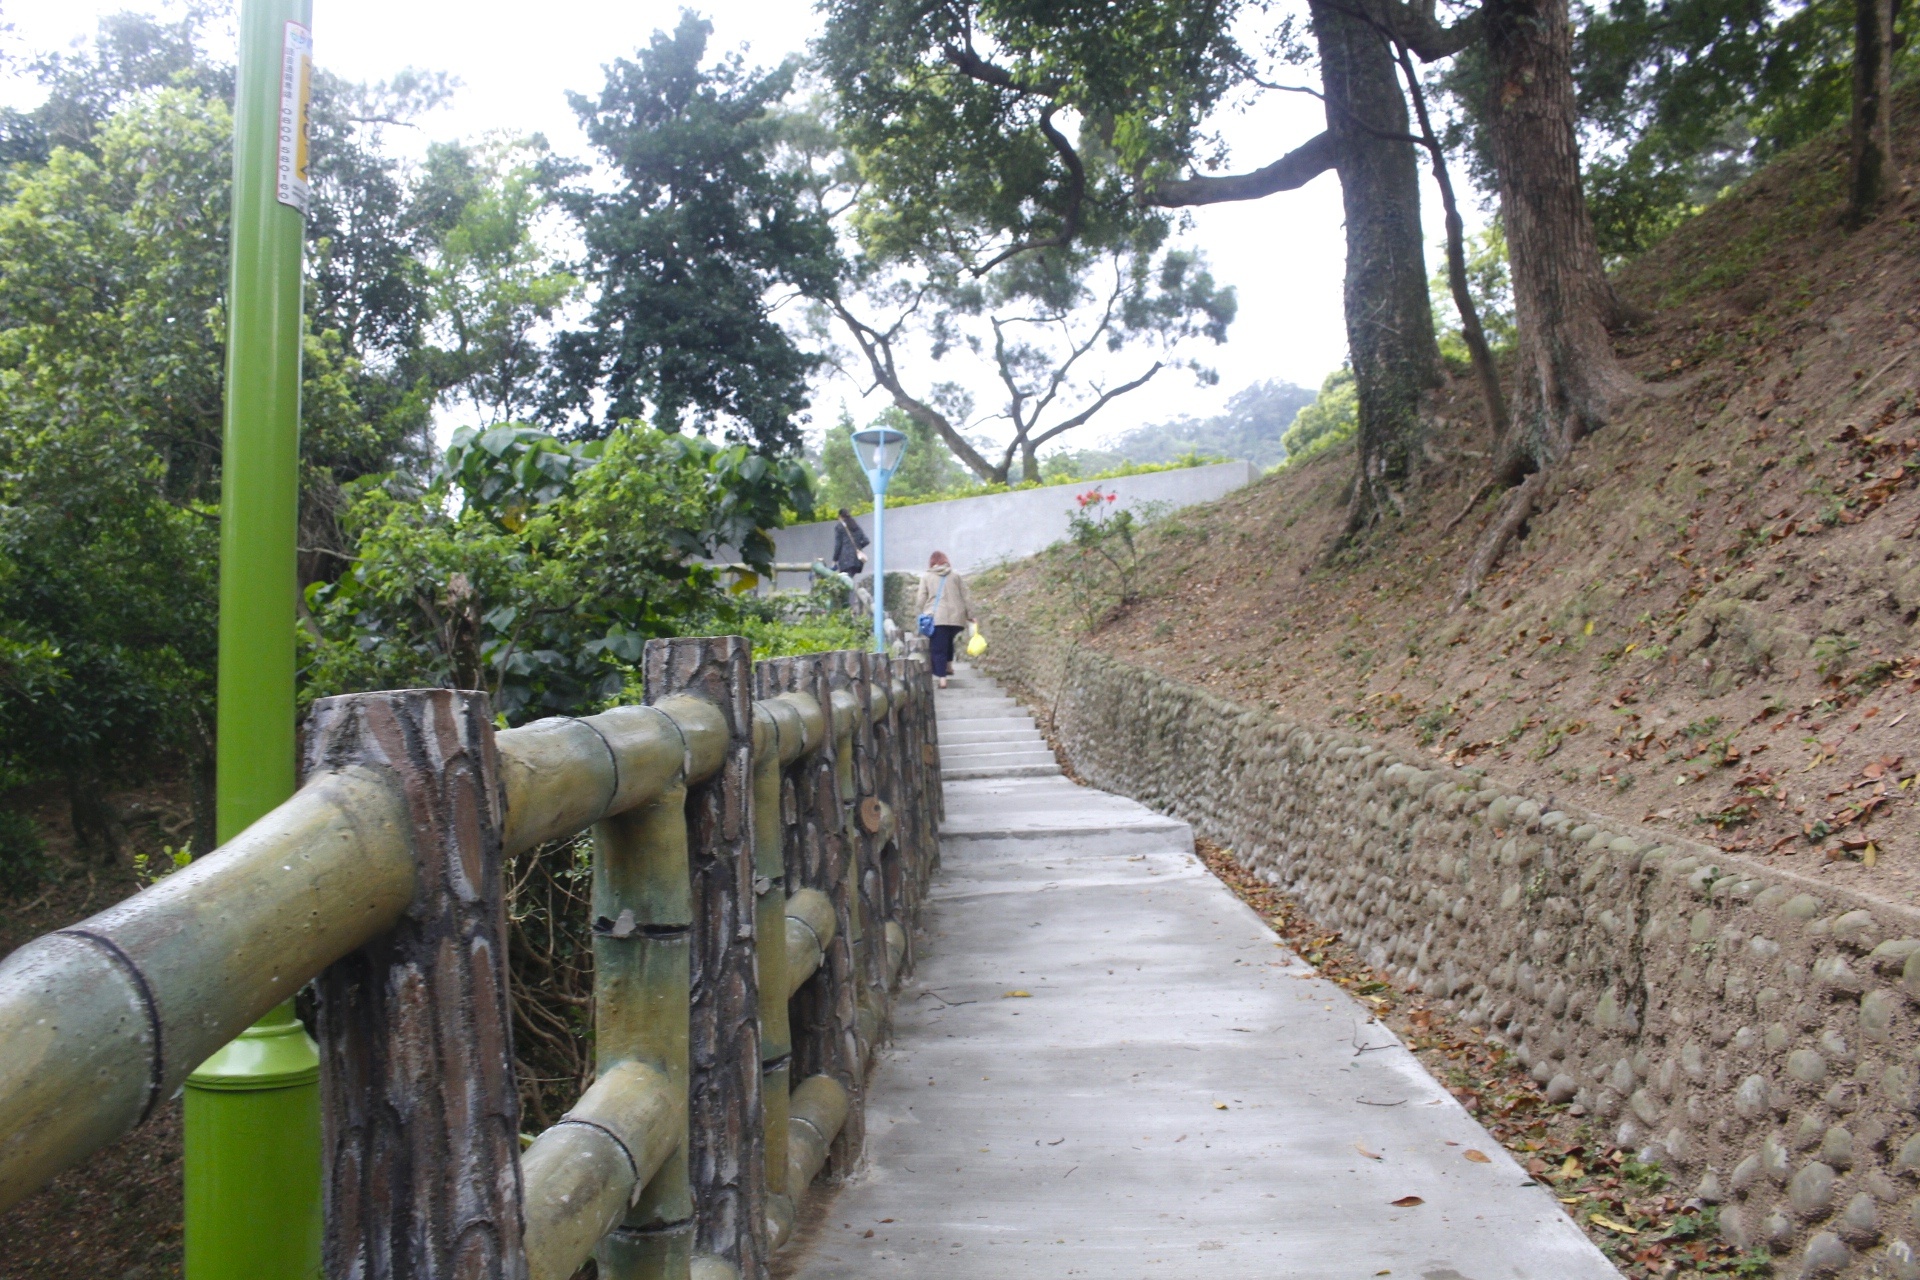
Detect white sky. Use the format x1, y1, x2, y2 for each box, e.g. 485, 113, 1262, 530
0, 0, 1476, 451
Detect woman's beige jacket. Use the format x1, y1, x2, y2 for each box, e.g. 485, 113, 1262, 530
914, 565, 973, 627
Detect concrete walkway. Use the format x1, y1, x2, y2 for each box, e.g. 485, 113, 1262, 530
781, 667, 1620, 1279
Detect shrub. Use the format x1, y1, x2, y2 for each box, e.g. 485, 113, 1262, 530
0, 809, 50, 897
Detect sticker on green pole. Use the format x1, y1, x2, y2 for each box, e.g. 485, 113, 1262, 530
276, 22, 312, 214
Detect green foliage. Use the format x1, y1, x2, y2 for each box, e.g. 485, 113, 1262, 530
305, 423, 813, 723
819, 0, 1245, 266
1430, 225, 1516, 365
441, 424, 603, 517
817, 406, 968, 512
1052, 488, 1164, 629
423, 140, 581, 428
1280, 368, 1359, 466
731, 587, 870, 661
0, 7, 231, 165
0, 809, 50, 896
0, 88, 227, 834
1573, 0, 1919, 256
553, 13, 840, 451
815, 4, 1239, 475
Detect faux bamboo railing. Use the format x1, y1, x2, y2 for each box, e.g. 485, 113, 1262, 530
0, 637, 943, 1280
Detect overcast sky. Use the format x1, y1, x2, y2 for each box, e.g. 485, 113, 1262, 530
0, 0, 1475, 451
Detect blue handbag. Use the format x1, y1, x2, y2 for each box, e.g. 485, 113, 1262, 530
916, 575, 946, 638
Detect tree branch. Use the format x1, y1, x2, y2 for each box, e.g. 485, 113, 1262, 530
965, 106, 1086, 275
1353, 0, 1484, 60
1145, 131, 1339, 207
1396, 41, 1508, 441
829, 297, 1003, 482
1027, 361, 1166, 451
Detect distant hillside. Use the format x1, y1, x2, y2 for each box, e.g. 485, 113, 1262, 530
1046, 378, 1317, 473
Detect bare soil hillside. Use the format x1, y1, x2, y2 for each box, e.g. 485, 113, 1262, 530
977, 94, 1920, 909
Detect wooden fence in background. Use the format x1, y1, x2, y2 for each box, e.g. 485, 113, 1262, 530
0, 638, 943, 1280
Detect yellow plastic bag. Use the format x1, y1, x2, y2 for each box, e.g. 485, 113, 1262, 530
966, 627, 988, 657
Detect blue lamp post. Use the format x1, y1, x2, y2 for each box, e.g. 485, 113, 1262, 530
850, 424, 909, 653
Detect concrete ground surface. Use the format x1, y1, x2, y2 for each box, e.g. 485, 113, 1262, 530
778, 667, 1620, 1280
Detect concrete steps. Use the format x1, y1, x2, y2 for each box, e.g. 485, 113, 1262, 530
934, 666, 1059, 780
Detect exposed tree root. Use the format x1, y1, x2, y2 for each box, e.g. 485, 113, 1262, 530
1452, 469, 1547, 608
1440, 477, 1498, 538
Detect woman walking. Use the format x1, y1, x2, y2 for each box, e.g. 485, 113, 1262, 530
831, 508, 869, 576
915, 551, 974, 688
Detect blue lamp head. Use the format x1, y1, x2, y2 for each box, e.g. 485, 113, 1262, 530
851, 425, 909, 496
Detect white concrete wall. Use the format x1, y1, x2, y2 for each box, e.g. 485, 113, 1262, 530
761, 460, 1257, 585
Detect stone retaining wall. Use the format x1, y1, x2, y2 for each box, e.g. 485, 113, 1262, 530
979, 618, 1920, 1279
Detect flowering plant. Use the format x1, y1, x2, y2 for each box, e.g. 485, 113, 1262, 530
1060, 490, 1151, 630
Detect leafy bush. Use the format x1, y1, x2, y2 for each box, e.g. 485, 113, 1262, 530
0, 809, 49, 896
305, 422, 814, 722
1053, 489, 1165, 630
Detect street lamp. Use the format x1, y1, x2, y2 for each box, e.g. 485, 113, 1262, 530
850, 424, 908, 653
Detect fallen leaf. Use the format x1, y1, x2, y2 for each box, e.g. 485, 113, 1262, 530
1559, 1156, 1583, 1178
1355, 1143, 1383, 1160
1003, 990, 1031, 998
1390, 1195, 1425, 1207
1589, 1214, 1639, 1235
1213, 1102, 1229, 1110
863, 1229, 874, 1238
1463, 1149, 1492, 1163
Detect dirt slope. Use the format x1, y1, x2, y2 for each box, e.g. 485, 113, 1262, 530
976, 94, 1920, 908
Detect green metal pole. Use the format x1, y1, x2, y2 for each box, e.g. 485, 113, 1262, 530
184, 2, 321, 1277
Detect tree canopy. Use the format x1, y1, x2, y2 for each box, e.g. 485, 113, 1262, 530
551, 12, 842, 452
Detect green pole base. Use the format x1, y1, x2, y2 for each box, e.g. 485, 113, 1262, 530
183, 1002, 323, 1280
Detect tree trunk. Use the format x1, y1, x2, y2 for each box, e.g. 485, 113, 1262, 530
1849, 0, 1897, 222
1311, 0, 1444, 532
1398, 45, 1510, 444
1482, 0, 1636, 480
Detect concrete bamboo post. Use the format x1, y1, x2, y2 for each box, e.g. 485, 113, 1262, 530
760, 655, 864, 1179
647, 638, 767, 1279
304, 689, 526, 1280
592, 777, 694, 1280
748, 687, 807, 1245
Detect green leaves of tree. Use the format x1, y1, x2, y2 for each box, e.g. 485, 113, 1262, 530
553, 12, 840, 452
307, 422, 813, 723
1281, 367, 1358, 465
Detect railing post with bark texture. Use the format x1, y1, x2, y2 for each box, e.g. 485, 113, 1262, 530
305, 688, 525, 1280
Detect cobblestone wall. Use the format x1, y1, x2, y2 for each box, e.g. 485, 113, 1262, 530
979, 620, 1920, 1279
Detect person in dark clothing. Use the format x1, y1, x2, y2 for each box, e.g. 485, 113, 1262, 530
831, 508, 869, 576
